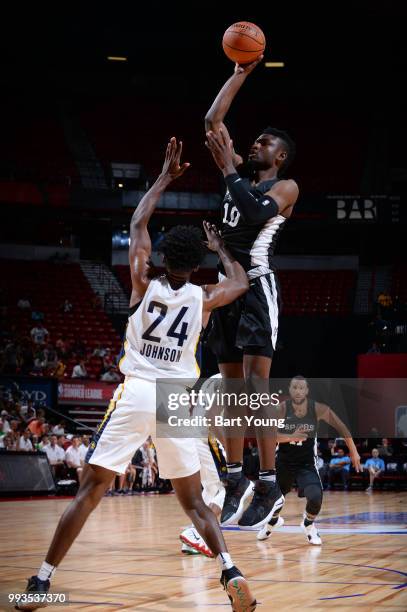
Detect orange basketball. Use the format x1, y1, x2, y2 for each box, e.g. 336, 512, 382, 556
222, 21, 265, 64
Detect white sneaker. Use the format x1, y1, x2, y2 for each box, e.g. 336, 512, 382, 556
257, 516, 284, 540
179, 527, 214, 557
181, 542, 200, 555
301, 517, 322, 545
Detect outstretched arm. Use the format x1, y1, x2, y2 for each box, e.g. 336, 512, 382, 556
206, 128, 299, 224
201, 221, 248, 322
316, 403, 361, 472
205, 58, 263, 167
129, 138, 189, 306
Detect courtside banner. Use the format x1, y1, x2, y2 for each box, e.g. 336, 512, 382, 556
58, 381, 115, 404
0, 376, 57, 409
155, 377, 407, 439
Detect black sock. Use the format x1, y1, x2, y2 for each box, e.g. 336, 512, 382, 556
226, 462, 242, 481
304, 517, 314, 527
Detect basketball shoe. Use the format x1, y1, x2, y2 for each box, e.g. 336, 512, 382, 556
220, 566, 257, 611
15, 576, 50, 611
300, 515, 322, 545
256, 515, 284, 540
238, 480, 284, 529
220, 475, 253, 526
179, 527, 214, 557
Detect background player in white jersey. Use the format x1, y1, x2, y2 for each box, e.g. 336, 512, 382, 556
16, 138, 257, 612
257, 376, 361, 545
204, 58, 299, 530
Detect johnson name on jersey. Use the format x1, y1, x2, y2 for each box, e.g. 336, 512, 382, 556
119, 276, 203, 380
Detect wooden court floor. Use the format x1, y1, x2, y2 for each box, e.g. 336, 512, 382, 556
1, 491, 406, 611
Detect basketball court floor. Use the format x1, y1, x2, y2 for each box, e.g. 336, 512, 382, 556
1, 491, 406, 610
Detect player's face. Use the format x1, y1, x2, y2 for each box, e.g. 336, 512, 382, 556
289, 379, 308, 403
249, 134, 285, 169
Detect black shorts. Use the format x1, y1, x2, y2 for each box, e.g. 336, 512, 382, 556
207, 272, 280, 363
276, 460, 323, 497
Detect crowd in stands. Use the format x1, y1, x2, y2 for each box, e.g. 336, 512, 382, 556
244, 437, 407, 492
0, 293, 122, 382
367, 289, 407, 353
0, 395, 172, 494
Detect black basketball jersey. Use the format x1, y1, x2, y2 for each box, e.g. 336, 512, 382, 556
277, 399, 319, 464
220, 177, 286, 274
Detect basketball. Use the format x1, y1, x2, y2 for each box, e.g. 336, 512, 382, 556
222, 21, 265, 64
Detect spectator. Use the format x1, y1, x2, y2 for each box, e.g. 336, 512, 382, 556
44, 435, 66, 476
328, 447, 351, 490
50, 359, 66, 379
102, 349, 114, 371
30, 322, 49, 346
39, 435, 50, 450
57, 434, 70, 451
320, 438, 336, 463
55, 337, 68, 358
17, 297, 31, 310
61, 299, 73, 313
3, 433, 17, 451
33, 349, 48, 373
92, 344, 106, 358
45, 344, 58, 369
65, 435, 83, 482
31, 310, 44, 321
20, 399, 36, 420
367, 341, 381, 354
78, 435, 90, 462
140, 440, 157, 490
377, 290, 393, 318
28, 417, 47, 437
52, 420, 66, 436
72, 360, 88, 379
364, 448, 385, 492
100, 366, 121, 383
18, 429, 33, 452
377, 438, 393, 458
117, 462, 137, 494
1, 410, 11, 434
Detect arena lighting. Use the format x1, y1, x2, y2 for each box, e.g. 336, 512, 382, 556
118, 183, 124, 188
265, 61, 285, 68
107, 56, 127, 62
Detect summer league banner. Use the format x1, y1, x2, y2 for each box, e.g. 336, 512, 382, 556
155, 377, 407, 439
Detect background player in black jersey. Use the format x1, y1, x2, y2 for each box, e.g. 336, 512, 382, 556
257, 376, 361, 545
204, 59, 299, 529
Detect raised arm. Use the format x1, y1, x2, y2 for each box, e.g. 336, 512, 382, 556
316, 403, 361, 472
201, 221, 248, 322
205, 58, 263, 166
129, 137, 190, 307
206, 128, 298, 224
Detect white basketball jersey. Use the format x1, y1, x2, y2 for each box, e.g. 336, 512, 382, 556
119, 276, 203, 381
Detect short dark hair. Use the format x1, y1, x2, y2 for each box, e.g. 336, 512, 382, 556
262, 127, 296, 174
290, 375, 308, 384
159, 226, 206, 272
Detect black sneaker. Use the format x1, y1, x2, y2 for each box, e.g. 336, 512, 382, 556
220, 566, 257, 611
238, 480, 284, 529
220, 476, 253, 526
15, 576, 50, 611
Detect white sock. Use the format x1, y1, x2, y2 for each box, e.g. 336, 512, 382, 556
217, 552, 234, 571
38, 561, 56, 582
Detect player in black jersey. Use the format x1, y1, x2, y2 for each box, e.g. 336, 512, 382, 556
204, 58, 299, 528
257, 376, 361, 545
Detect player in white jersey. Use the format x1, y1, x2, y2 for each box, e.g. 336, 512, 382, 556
17, 138, 256, 612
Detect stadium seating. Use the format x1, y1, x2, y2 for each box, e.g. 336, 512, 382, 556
114, 265, 356, 316
0, 260, 122, 378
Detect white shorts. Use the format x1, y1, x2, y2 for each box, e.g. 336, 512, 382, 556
196, 438, 226, 508
86, 377, 201, 480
